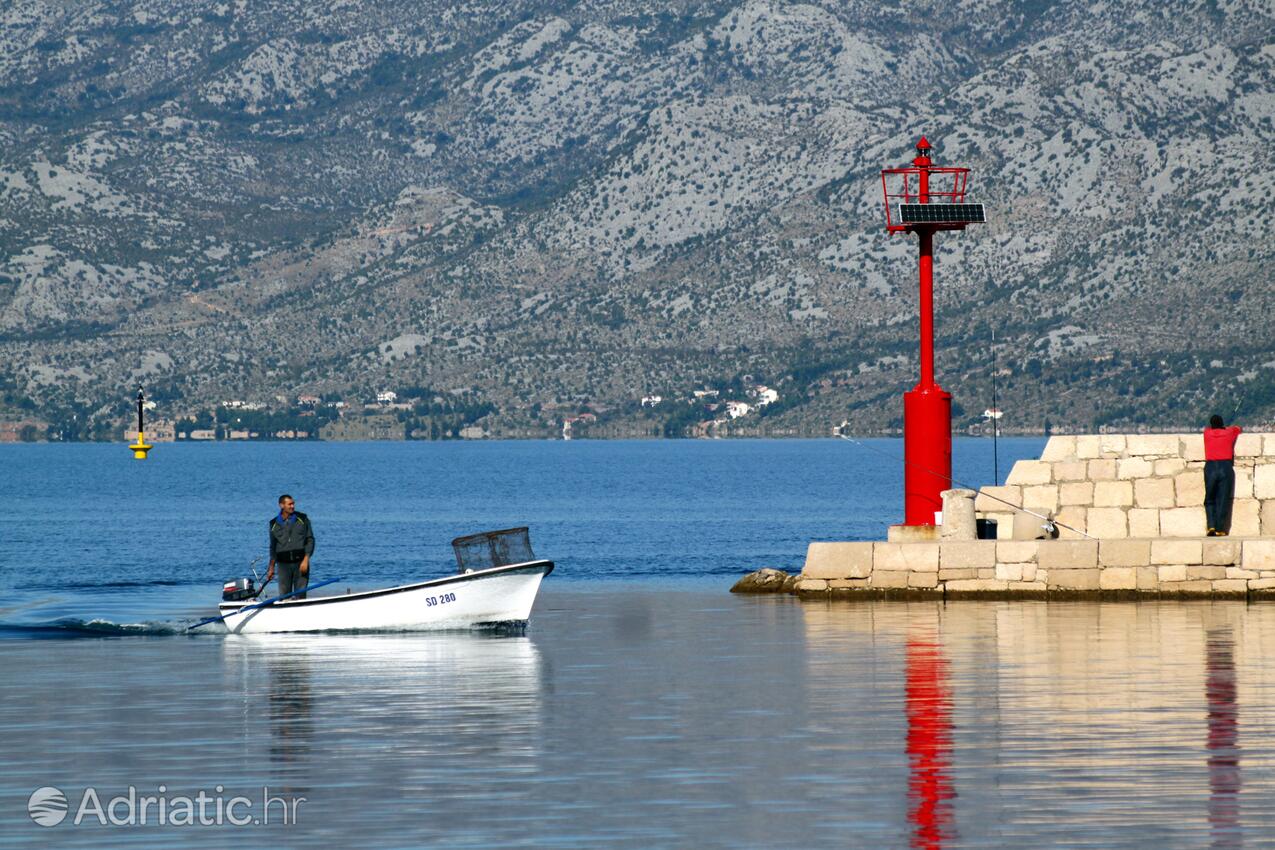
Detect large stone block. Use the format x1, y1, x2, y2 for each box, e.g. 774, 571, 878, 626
1249, 578, 1275, 591
1093, 481, 1133, 507
1231, 500, 1261, 537
1151, 540, 1203, 566
1136, 567, 1159, 591
1007, 460, 1053, 486
983, 512, 1015, 540
1059, 481, 1094, 506
1100, 539, 1151, 567
888, 524, 941, 542
1226, 568, 1260, 580
908, 572, 940, 588
1101, 434, 1126, 455
1054, 507, 1088, 539
1175, 471, 1205, 506
1263, 500, 1275, 536
1184, 436, 1206, 462
1212, 580, 1249, 594
1236, 433, 1263, 458
869, 570, 910, 589
1023, 485, 1060, 513
994, 563, 1022, 581
828, 578, 870, 589
1160, 507, 1207, 538
1164, 580, 1213, 594
1041, 436, 1078, 461
975, 485, 1021, 513
1127, 435, 1181, 456
1243, 540, 1275, 572
944, 579, 1010, 592
1266, 436, 1275, 457
1087, 507, 1129, 538
1234, 468, 1254, 499
1117, 457, 1155, 480
1076, 435, 1102, 459
1158, 564, 1188, 582
1049, 568, 1102, 590
998, 541, 1041, 563
1038, 540, 1099, 570
1255, 465, 1275, 499
874, 542, 940, 573
1088, 459, 1118, 481
1134, 477, 1176, 508
1203, 539, 1241, 566
938, 568, 977, 581
1100, 567, 1138, 590
1187, 566, 1227, 580
940, 541, 996, 570
796, 579, 829, 592
804, 542, 875, 579
1128, 508, 1161, 538
1155, 458, 1187, 477
1055, 461, 1090, 483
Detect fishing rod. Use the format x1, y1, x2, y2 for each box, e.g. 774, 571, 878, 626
186, 577, 343, 631
834, 427, 1093, 539
990, 326, 1000, 486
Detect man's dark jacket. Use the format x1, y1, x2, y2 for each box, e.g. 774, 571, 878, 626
270, 512, 315, 563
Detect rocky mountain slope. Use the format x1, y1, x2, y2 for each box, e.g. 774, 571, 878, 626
1, 0, 1272, 436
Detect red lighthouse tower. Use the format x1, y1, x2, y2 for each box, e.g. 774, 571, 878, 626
881, 138, 985, 526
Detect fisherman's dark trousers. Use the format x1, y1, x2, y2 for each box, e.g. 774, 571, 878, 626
1204, 459, 1235, 533
277, 562, 309, 599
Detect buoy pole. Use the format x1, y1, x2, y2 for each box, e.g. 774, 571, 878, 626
129, 385, 152, 459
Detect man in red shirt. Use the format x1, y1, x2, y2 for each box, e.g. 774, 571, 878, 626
1203, 415, 1242, 536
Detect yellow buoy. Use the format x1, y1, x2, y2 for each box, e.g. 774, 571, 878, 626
130, 435, 152, 459
129, 386, 152, 459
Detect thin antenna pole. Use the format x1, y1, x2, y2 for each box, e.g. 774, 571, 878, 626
991, 328, 999, 486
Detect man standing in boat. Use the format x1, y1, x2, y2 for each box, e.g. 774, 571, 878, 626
264, 494, 315, 598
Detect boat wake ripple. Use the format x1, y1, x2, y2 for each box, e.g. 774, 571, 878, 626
0, 618, 190, 639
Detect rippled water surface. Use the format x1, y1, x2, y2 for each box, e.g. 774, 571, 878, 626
8, 440, 1275, 847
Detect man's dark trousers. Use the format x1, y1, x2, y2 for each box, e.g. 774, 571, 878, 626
1204, 459, 1235, 532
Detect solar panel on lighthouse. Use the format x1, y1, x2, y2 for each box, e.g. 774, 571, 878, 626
898, 203, 986, 225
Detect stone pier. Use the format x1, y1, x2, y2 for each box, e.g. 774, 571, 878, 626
797, 433, 1275, 598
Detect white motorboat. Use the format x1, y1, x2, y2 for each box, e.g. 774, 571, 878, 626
209, 528, 554, 634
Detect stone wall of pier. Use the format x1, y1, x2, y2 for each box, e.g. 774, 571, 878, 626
977, 433, 1275, 540
798, 432, 1275, 598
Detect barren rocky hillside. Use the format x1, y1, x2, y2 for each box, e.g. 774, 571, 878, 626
1, 0, 1272, 437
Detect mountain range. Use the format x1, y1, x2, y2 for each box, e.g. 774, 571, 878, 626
1, 0, 1272, 438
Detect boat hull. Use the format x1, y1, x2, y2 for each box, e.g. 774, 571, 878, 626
216, 561, 553, 634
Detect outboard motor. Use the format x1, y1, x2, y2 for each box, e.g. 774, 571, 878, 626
222, 577, 256, 601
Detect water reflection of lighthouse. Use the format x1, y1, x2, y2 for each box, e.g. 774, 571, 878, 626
906, 637, 955, 850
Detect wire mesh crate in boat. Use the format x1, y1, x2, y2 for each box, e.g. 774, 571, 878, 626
451, 527, 536, 572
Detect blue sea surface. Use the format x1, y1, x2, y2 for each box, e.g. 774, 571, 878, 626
5, 438, 1274, 848
0, 438, 1041, 627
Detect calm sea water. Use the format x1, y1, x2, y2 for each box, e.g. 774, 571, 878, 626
6, 439, 1275, 848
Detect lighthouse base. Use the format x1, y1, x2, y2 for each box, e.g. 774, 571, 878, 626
903, 385, 952, 526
